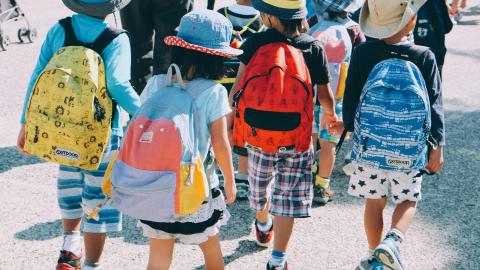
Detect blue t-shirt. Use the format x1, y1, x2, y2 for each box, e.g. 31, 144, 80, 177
20, 14, 141, 137
140, 75, 232, 187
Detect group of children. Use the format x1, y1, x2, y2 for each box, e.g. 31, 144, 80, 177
16, 0, 445, 269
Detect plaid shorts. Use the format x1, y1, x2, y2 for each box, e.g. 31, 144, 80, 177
247, 148, 314, 218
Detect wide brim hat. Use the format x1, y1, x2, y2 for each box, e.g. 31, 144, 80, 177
62, 0, 131, 18
313, 0, 365, 14
360, 0, 426, 39
164, 10, 243, 57
252, 0, 307, 20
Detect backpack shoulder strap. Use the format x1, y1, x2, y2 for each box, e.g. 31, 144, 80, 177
59, 17, 81, 47
91, 27, 128, 55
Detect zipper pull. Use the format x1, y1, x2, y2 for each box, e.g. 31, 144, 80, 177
251, 126, 257, 136
235, 108, 240, 118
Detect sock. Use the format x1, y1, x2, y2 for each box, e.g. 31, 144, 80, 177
83, 262, 101, 270
62, 231, 82, 256
368, 249, 374, 257
385, 228, 405, 245
269, 250, 286, 268
256, 216, 273, 232
315, 175, 330, 188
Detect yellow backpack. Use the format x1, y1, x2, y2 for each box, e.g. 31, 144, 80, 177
24, 17, 125, 170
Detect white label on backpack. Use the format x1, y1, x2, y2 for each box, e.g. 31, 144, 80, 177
54, 148, 80, 160
139, 131, 154, 143
386, 158, 411, 168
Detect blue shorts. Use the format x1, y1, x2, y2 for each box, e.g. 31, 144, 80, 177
313, 99, 343, 143
57, 135, 122, 233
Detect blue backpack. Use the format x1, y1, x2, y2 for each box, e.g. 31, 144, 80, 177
350, 58, 431, 172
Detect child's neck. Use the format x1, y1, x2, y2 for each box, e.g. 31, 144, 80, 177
383, 34, 409, 45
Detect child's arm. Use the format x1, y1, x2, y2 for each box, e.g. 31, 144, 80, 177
317, 83, 338, 131
421, 51, 445, 173
211, 116, 236, 204
102, 34, 141, 115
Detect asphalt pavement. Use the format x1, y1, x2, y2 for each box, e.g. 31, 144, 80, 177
0, 0, 479, 269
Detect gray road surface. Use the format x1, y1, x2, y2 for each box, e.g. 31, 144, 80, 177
0, 0, 479, 269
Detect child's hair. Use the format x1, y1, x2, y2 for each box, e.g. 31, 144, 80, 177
172, 47, 226, 81
327, 11, 348, 20
279, 18, 309, 36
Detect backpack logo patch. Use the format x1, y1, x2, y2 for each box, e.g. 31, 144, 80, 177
54, 148, 80, 160
386, 158, 412, 169
139, 131, 154, 143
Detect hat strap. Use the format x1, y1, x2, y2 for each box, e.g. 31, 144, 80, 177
166, 63, 186, 90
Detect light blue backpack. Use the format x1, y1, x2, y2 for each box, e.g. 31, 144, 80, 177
351, 58, 431, 172
108, 64, 216, 222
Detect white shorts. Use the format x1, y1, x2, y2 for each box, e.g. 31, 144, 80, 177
347, 163, 423, 204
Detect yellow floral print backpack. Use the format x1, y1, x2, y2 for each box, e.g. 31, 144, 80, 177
24, 17, 125, 170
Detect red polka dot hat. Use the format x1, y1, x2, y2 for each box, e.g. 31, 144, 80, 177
164, 10, 243, 57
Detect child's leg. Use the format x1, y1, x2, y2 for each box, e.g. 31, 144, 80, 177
199, 235, 225, 270
364, 198, 388, 250
147, 239, 175, 270
247, 149, 275, 245
272, 216, 294, 252
391, 200, 417, 234
236, 155, 249, 200
81, 136, 122, 267
318, 139, 336, 179
57, 165, 84, 269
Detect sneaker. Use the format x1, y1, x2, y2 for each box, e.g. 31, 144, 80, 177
266, 262, 288, 270
371, 259, 386, 270
374, 238, 404, 270
235, 178, 249, 200
255, 220, 273, 247
56, 250, 82, 270
313, 176, 334, 205
355, 256, 385, 270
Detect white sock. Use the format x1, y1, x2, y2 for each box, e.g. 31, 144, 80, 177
257, 216, 273, 232
62, 231, 82, 256
386, 228, 405, 245
83, 263, 101, 270
368, 249, 374, 257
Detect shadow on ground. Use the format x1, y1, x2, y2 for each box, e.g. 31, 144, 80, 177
11, 110, 480, 269
0, 146, 45, 173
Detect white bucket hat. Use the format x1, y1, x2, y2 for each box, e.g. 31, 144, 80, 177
359, 0, 426, 39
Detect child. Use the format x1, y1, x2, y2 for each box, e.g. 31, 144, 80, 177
309, 0, 363, 204
339, 0, 445, 269
414, 0, 453, 77
16, 0, 141, 269
230, 0, 337, 269
217, 0, 263, 200
137, 10, 238, 270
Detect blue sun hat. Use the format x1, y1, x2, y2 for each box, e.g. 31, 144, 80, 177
251, 0, 307, 20
164, 10, 243, 57
313, 0, 365, 15
62, 0, 131, 18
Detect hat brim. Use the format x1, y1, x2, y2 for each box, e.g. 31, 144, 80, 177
359, 0, 424, 39
252, 0, 307, 20
62, 0, 131, 18
164, 36, 243, 57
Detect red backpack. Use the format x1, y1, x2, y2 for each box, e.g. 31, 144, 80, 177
232, 42, 313, 154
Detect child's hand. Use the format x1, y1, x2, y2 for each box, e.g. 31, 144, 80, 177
224, 180, 237, 205
426, 145, 444, 173
329, 121, 345, 136
321, 113, 338, 132
16, 124, 29, 156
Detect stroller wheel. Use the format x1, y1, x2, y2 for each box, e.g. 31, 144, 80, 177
18, 27, 28, 43
27, 28, 38, 43
0, 35, 10, 51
